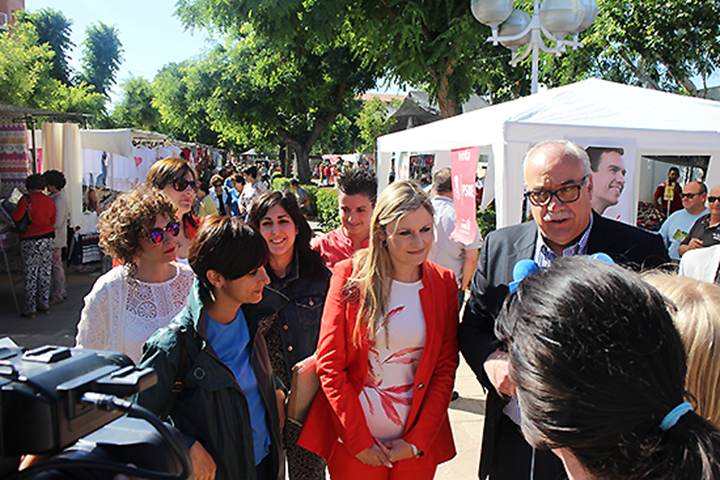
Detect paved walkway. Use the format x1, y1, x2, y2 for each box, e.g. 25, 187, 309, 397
0, 257, 486, 480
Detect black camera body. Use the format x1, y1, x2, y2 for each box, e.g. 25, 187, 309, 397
0, 340, 156, 459
0, 338, 189, 479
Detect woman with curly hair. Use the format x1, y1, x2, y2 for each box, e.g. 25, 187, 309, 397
146, 157, 201, 262
75, 186, 194, 363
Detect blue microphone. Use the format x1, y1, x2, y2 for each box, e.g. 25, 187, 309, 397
509, 259, 539, 293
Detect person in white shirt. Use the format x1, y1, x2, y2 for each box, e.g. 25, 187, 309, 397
659, 181, 708, 260
44, 170, 70, 305
429, 168, 482, 302
76, 187, 194, 363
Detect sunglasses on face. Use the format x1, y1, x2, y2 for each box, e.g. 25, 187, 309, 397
708, 196, 720, 203
172, 177, 198, 193
524, 175, 589, 207
146, 221, 180, 244
212, 182, 223, 188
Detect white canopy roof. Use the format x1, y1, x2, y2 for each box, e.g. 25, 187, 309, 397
377, 79, 720, 227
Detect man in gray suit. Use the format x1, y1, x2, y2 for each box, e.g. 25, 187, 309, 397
459, 140, 669, 480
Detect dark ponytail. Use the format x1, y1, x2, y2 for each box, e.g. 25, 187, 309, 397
496, 256, 720, 479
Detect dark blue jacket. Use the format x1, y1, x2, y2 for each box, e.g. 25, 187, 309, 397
264, 251, 331, 382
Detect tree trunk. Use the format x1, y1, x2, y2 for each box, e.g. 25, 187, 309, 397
295, 148, 312, 183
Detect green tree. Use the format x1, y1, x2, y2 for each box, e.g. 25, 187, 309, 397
79, 22, 123, 96
151, 61, 220, 145
347, 0, 512, 117
175, 1, 379, 182
356, 96, 396, 153
112, 76, 160, 131
0, 22, 104, 116
15, 8, 74, 85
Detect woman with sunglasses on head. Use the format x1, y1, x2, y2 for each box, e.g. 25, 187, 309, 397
247, 191, 331, 480
75, 186, 194, 363
146, 157, 201, 262
298, 180, 459, 480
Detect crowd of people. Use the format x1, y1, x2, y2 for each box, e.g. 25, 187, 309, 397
10, 139, 720, 480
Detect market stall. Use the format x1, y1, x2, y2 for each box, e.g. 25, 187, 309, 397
377, 79, 720, 228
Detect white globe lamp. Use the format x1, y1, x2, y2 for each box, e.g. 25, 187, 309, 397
539, 0, 585, 38
470, 0, 514, 29
499, 10, 532, 49
576, 0, 598, 32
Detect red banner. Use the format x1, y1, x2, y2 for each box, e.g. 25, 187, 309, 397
450, 147, 479, 245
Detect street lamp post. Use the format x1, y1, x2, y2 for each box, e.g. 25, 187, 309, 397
471, 0, 598, 94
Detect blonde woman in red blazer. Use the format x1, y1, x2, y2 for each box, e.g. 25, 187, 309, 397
298, 180, 459, 480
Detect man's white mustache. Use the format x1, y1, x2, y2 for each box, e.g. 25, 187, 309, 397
543, 211, 573, 222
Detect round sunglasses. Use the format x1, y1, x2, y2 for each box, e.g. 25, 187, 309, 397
172, 177, 198, 193
146, 221, 181, 244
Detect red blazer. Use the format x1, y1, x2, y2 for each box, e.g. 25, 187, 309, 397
298, 258, 459, 470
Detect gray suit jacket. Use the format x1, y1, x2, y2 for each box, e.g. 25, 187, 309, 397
459, 212, 669, 479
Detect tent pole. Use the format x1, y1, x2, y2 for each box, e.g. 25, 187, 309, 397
30, 116, 37, 174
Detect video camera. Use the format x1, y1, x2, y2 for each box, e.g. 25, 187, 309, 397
0, 338, 191, 479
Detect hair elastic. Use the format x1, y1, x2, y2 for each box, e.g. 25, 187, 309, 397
659, 401, 693, 431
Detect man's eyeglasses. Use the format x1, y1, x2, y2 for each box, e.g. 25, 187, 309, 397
680, 192, 701, 199
212, 182, 223, 188
172, 177, 198, 193
524, 175, 589, 207
146, 221, 180, 244
708, 196, 720, 203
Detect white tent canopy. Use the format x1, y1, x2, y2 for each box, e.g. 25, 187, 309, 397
377, 79, 720, 228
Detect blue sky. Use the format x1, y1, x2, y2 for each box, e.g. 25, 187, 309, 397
24, 0, 215, 105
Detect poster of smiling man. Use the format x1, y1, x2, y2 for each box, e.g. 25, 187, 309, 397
585, 145, 634, 223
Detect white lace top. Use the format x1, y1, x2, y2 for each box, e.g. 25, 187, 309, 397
76, 263, 195, 363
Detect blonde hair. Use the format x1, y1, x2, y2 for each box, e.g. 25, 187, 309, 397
644, 272, 720, 428
350, 180, 433, 346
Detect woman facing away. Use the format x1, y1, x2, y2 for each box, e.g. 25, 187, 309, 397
75, 186, 194, 364
495, 256, 720, 480
11, 173, 56, 318
644, 272, 720, 430
145, 157, 201, 262
239, 165, 269, 219
134, 216, 286, 480
43, 170, 70, 306
299, 180, 459, 480
247, 190, 331, 480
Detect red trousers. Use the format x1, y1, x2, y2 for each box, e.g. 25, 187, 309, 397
327, 441, 437, 480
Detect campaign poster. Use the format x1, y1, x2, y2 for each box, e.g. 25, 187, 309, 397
450, 146, 479, 245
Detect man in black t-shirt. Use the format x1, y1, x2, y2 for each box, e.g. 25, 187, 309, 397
679, 183, 720, 256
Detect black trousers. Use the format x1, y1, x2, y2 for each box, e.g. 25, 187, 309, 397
490, 414, 566, 480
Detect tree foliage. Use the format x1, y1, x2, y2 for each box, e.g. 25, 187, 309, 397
79, 22, 123, 96
357, 97, 396, 153
112, 76, 160, 131
0, 22, 104, 116
15, 8, 74, 85
175, 1, 379, 182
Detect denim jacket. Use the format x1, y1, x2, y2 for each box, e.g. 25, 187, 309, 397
135, 279, 288, 480
266, 251, 331, 381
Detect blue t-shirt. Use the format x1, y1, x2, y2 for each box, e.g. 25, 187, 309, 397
206, 309, 270, 465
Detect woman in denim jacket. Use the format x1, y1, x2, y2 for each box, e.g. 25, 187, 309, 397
248, 191, 331, 480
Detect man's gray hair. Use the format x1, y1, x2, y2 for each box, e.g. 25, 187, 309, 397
432, 167, 453, 194
523, 140, 592, 179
